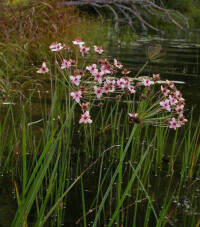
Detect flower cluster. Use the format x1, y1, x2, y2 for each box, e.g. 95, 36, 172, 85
36, 38, 187, 130
159, 80, 187, 130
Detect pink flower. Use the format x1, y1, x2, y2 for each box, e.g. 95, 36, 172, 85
128, 113, 139, 118
100, 65, 110, 74
128, 113, 140, 123
70, 90, 82, 103
117, 78, 126, 89
174, 91, 182, 100
93, 71, 104, 84
86, 64, 98, 74
122, 69, 131, 75
37, 62, 49, 74
175, 105, 184, 114
169, 117, 181, 130
94, 46, 103, 54
79, 111, 92, 124
80, 46, 90, 57
161, 86, 170, 96
94, 86, 103, 98
49, 42, 63, 52
178, 114, 188, 126
72, 37, 85, 47
70, 75, 81, 86
102, 82, 110, 94
114, 59, 123, 69
160, 99, 171, 111
61, 59, 71, 69
166, 80, 175, 89
70, 59, 76, 67
124, 78, 130, 88
143, 78, 154, 87
169, 95, 178, 106
128, 85, 136, 94
106, 79, 116, 86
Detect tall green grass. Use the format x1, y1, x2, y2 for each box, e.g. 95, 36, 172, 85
0, 70, 199, 226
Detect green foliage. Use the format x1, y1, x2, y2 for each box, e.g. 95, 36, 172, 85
166, 0, 200, 28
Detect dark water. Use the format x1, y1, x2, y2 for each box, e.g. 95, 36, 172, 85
1, 34, 200, 226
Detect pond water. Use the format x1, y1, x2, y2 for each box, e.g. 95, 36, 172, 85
0, 33, 200, 226
107, 34, 200, 120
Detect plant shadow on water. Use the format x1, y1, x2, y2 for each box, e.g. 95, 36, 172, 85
0, 32, 200, 227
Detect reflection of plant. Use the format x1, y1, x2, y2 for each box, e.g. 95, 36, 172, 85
38, 38, 187, 130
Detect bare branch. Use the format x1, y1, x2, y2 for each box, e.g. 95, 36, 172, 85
116, 4, 136, 32
105, 4, 119, 31
62, 0, 189, 33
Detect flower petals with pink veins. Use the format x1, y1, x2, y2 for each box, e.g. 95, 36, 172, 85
93, 71, 104, 84
94, 86, 103, 99
117, 78, 126, 89
178, 114, 188, 126
161, 86, 170, 96
174, 91, 182, 100
94, 46, 103, 54
86, 64, 98, 74
100, 65, 110, 74
114, 59, 123, 69
102, 82, 110, 94
106, 79, 116, 86
169, 95, 178, 106
49, 43, 63, 52
72, 37, 85, 47
124, 79, 130, 88
80, 46, 90, 57
37, 62, 49, 74
79, 111, 92, 124
175, 105, 184, 114
128, 113, 138, 118
169, 117, 181, 130
70, 75, 81, 86
70, 90, 82, 103
122, 69, 131, 75
143, 79, 154, 87
160, 99, 171, 111
61, 59, 71, 69
128, 85, 136, 94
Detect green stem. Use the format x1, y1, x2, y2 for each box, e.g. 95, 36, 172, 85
135, 61, 149, 77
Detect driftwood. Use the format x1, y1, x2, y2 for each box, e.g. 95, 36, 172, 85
63, 0, 189, 33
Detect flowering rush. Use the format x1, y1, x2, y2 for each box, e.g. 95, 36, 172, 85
169, 117, 181, 130
143, 78, 154, 87
94, 86, 103, 99
79, 111, 92, 124
42, 38, 187, 128
72, 37, 85, 47
159, 80, 187, 130
94, 46, 103, 54
160, 99, 171, 112
70, 90, 82, 103
37, 62, 49, 74
80, 46, 90, 57
70, 75, 81, 86
49, 42, 63, 52
61, 60, 71, 69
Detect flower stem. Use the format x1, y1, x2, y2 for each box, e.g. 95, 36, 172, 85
135, 60, 149, 77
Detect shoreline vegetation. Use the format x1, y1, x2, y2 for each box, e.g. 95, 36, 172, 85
0, 1, 200, 226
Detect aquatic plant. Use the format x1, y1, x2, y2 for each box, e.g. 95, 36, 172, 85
38, 38, 188, 131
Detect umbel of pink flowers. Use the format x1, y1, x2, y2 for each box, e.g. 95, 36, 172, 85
37, 38, 187, 130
